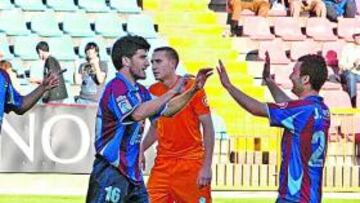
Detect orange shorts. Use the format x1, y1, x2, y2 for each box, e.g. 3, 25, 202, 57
147, 158, 211, 203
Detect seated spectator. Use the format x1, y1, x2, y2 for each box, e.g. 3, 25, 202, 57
74, 42, 108, 104
339, 29, 360, 108
325, 50, 340, 82
0, 60, 21, 91
36, 41, 68, 104
324, 0, 357, 22
289, 0, 326, 17
226, 0, 271, 36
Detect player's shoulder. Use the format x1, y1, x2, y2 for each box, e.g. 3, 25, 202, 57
106, 77, 129, 95
0, 69, 10, 81
149, 82, 163, 95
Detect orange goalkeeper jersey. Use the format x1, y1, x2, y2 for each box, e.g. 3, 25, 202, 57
149, 78, 210, 159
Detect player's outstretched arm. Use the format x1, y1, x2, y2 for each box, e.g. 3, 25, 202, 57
14, 72, 59, 115
161, 68, 213, 117
262, 51, 292, 103
217, 59, 268, 117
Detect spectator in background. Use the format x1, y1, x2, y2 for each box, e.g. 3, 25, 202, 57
226, 0, 270, 36
0, 60, 21, 91
36, 41, 68, 104
324, 0, 357, 22
289, 0, 327, 17
74, 42, 108, 104
339, 29, 360, 108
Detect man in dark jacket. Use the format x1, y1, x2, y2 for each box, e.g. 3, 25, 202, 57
36, 41, 68, 103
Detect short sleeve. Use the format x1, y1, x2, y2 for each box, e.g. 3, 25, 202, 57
267, 101, 313, 133
191, 89, 210, 116
0, 71, 23, 114
108, 81, 138, 125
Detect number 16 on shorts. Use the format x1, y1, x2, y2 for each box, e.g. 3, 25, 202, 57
105, 186, 121, 203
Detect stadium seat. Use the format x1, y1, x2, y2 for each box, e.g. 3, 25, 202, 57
147, 38, 168, 55
321, 90, 352, 108
321, 41, 345, 61
30, 11, 62, 37
13, 34, 40, 60
0, 33, 13, 60
9, 57, 24, 74
212, 112, 229, 139
62, 11, 94, 37
290, 40, 318, 61
78, 37, 110, 61
273, 17, 306, 41
0, 0, 14, 10
94, 13, 127, 38
306, 18, 337, 41
106, 62, 117, 83
242, 17, 274, 40
47, 36, 77, 61
337, 18, 360, 42
127, 14, 157, 39
77, 0, 110, 13
14, 0, 46, 11
0, 9, 30, 36
109, 0, 141, 13
268, 3, 287, 16
46, 0, 78, 12
258, 39, 290, 64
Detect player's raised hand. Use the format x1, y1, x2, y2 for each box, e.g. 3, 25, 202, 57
41, 72, 59, 91
217, 59, 232, 89
262, 51, 274, 83
192, 68, 213, 91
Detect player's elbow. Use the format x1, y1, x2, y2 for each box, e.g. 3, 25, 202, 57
130, 111, 145, 122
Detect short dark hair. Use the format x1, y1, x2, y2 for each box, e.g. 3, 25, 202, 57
111, 35, 150, 70
298, 54, 328, 91
36, 41, 49, 53
153, 46, 179, 68
84, 42, 99, 54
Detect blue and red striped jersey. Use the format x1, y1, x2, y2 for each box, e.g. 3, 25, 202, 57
95, 72, 156, 183
267, 95, 330, 203
0, 69, 23, 132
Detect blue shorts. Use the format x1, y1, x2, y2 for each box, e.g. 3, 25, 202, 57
86, 156, 149, 203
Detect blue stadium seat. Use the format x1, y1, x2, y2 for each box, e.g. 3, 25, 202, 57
14, 0, 46, 11
0, 9, 30, 36
78, 37, 110, 61
0, 0, 14, 10
62, 11, 94, 37
94, 13, 127, 38
48, 35, 77, 61
9, 57, 23, 74
127, 14, 157, 39
46, 0, 78, 12
106, 62, 117, 83
13, 35, 39, 60
77, 0, 110, 13
109, 0, 141, 13
0, 33, 13, 60
60, 61, 76, 84
30, 11, 62, 37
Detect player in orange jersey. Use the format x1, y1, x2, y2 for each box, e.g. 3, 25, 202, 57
140, 46, 215, 202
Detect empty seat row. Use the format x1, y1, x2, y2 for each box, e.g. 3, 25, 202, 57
242, 17, 360, 42
0, 0, 141, 13
258, 39, 346, 64
0, 10, 157, 38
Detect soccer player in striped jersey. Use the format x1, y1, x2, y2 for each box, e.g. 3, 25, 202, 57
217, 53, 330, 203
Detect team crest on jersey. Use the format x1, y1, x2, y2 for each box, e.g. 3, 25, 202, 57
199, 197, 206, 203
202, 96, 209, 107
277, 102, 288, 109
116, 95, 132, 115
